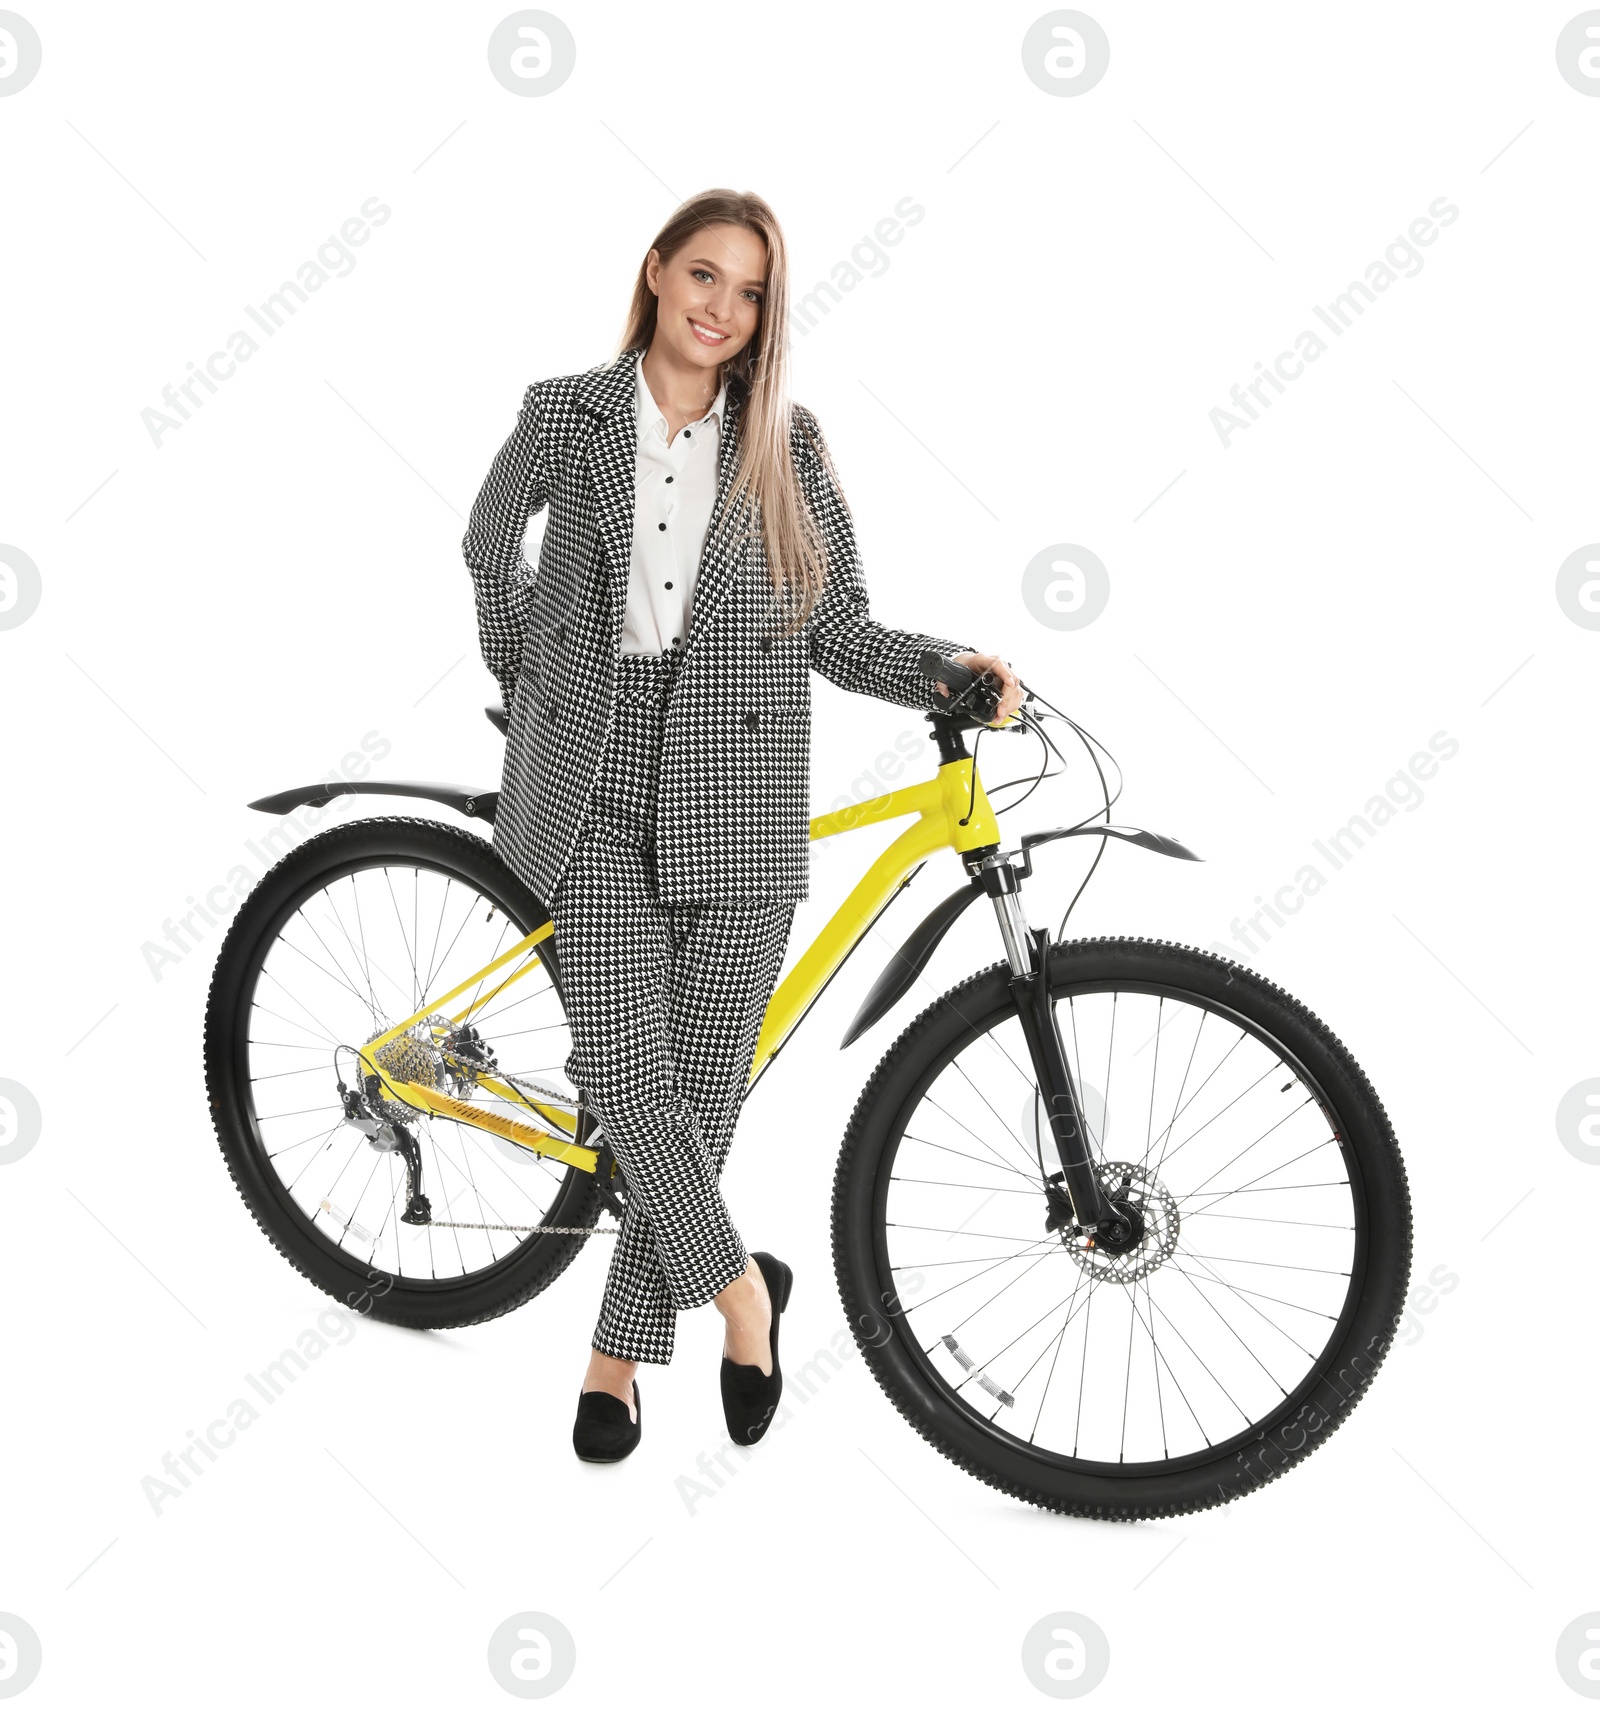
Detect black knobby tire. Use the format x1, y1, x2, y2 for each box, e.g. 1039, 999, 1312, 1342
831, 937, 1412, 1520
205, 815, 601, 1329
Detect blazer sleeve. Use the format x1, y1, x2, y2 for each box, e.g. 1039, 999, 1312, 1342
794, 404, 979, 712
462, 380, 551, 713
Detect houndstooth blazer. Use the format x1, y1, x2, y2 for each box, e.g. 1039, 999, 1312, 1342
461, 346, 977, 906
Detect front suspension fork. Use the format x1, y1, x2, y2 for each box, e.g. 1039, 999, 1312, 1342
979, 860, 1110, 1231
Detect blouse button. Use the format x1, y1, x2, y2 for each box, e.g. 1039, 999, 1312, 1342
665, 581, 673, 590
665, 476, 674, 484
657, 522, 667, 532
743, 709, 759, 730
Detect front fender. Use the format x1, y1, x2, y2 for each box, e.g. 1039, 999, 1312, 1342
842, 876, 984, 1049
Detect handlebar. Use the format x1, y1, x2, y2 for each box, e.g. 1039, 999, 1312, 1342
921, 651, 1008, 728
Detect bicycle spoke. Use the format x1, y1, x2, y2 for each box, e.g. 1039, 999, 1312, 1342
898, 1130, 1043, 1188
1145, 1272, 1167, 1460
937, 1065, 1047, 1177
1025, 1296, 1076, 1442
1177, 1138, 1341, 1208
253, 970, 345, 1050
1165, 1257, 1326, 1361
909, 1237, 1062, 1316
1178, 1095, 1316, 1199
1151, 1007, 1206, 1179
1162, 1264, 1338, 1324
1182, 1210, 1353, 1229
889, 1175, 1043, 1195
947, 1249, 1062, 1365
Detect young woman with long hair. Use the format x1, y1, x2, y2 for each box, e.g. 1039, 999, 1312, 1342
462, 188, 1022, 1462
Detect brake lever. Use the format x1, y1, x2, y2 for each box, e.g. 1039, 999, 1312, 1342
939, 667, 1006, 726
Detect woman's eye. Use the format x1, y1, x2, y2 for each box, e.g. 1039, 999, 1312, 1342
743, 290, 763, 303
691, 269, 714, 283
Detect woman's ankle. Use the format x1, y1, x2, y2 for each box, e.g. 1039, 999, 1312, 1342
716, 1261, 774, 1373
714, 1257, 770, 1325
583, 1347, 638, 1408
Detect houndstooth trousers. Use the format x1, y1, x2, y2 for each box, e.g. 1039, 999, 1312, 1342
550, 644, 797, 1365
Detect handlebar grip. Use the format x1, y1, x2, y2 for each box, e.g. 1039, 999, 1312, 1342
921, 649, 976, 691
921, 650, 1005, 724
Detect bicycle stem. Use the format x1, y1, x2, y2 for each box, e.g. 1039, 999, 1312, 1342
975, 855, 1111, 1231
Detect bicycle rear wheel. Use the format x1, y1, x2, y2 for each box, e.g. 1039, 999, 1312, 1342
205, 816, 601, 1328
832, 937, 1411, 1519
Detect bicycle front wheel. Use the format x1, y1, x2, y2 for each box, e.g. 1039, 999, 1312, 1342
832, 937, 1411, 1520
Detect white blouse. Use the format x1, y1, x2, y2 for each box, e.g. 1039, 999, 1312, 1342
621, 348, 728, 656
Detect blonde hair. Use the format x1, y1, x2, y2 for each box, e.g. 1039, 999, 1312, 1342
618, 189, 827, 633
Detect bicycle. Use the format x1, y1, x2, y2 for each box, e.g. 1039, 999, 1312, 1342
204, 657, 1411, 1519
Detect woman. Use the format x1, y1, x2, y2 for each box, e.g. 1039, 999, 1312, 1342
462, 188, 1023, 1463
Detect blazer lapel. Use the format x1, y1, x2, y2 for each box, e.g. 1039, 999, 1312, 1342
577, 350, 646, 644
683, 379, 750, 661
577, 348, 752, 658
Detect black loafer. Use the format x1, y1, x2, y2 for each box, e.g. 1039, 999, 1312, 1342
720, 1252, 793, 1446
573, 1380, 641, 1463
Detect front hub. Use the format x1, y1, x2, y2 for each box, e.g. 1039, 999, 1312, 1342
1091, 1197, 1147, 1256
1057, 1160, 1180, 1285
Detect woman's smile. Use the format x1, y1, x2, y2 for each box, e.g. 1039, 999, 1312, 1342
687, 317, 730, 346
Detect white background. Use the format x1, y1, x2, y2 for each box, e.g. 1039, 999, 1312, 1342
2, 1, 1597, 1704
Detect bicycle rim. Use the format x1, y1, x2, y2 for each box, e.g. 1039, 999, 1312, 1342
857, 952, 1388, 1482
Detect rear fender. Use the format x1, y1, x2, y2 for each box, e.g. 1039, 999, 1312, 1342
250, 706, 508, 822
248, 780, 498, 824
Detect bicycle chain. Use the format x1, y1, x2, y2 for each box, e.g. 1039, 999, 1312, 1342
415, 1075, 622, 1237
424, 1219, 619, 1237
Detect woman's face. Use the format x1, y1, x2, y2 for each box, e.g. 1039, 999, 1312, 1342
646, 223, 768, 371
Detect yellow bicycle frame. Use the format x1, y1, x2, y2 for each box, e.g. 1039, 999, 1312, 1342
356, 751, 1002, 1174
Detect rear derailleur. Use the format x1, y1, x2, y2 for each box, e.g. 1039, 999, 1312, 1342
337, 1082, 432, 1225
